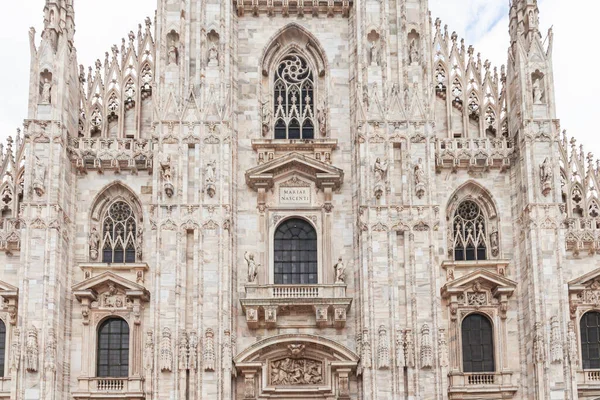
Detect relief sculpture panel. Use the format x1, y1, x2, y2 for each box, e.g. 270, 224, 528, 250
270, 358, 324, 386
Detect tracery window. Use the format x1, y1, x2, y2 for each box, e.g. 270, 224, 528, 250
273, 53, 315, 140
274, 218, 317, 284
453, 200, 487, 261
0, 320, 5, 378
461, 313, 495, 373
102, 201, 137, 263
97, 318, 129, 378
581, 311, 600, 370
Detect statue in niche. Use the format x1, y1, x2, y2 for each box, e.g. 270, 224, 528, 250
540, 157, 553, 196
490, 230, 499, 256
374, 157, 388, 184
334, 257, 346, 283
168, 45, 178, 65
532, 76, 544, 104
89, 227, 100, 261
261, 99, 272, 137
208, 43, 219, 66
409, 39, 419, 64
33, 156, 46, 197
41, 78, 52, 104
160, 155, 174, 198
245, 251, 259, 284
414, 158, 426, 199
369, 40, 380, 66
205, 160, 216, 198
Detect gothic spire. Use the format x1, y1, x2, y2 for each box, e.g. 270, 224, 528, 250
509, 0, 541, 44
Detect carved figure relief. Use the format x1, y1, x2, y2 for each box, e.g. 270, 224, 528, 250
377, 325, 390, 370
208, 44, 219, 67
223, 330, 232, 371
88, 227, 100, 261
144, 330, 154, 371
533, 322, 545, 363
532, 75, 544, 104
414, 158, 426, 199
438, 329, 449, 368
361, 329, 372, 368
420, 324, 433, 369
404, 329, 415, 368
33, 156, 46, 197
490, 230, 499, 257
540, 157, 553, 196
11, 328, 20, 371
160, 154, 174, 198
334, 257, 346, 283
205, 160, 217, 198
188, 331, 198, 370
374, 157, 388, 199
409, 39, 420, 64
178, 331, 189, 370
160, 327, 173, 372
567, 321, 578, 366
270, 358, 323, 385
44, 328, 56, 372
261, 98, 272, 137
41, 79, 52, 104
550, 316, 562, 364
317, 101, 327, 137
168, 45, 178, 66
367, 33, 381, 67
26, 326, 39, 373
244, 251, 259, 284
203, 328, 215, 371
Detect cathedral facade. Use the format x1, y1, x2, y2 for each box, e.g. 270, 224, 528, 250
0, 0, 596, 398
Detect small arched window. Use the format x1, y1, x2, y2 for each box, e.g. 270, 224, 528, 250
97, 318, 129, 377
581, 311, 600, 370
453, 200, 487, 261
273, 52, 315, 140
274, 218, 317, 285
102, 201, 137, 263
462, 313, 495, 373
0, 320, 6, 377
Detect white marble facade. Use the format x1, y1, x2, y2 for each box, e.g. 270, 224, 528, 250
0, 0, 598, 399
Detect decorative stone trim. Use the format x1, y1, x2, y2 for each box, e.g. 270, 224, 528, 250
235, 0, 352, 17
68, 137, 154, 175
434, 138, 513, 172
72, 377, 145, 400
447, 372, 517, 399
442, 260, 510, 282
252, 139, 338, 166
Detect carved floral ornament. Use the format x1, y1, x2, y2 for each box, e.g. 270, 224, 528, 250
568, 268, 600, 319
235, 334, 357, 399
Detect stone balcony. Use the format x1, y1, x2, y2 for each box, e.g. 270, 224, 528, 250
73, 377, 145, 400
435, 138, 513, 172
576, 369, 600, 396
240, 284, 352, 329
235, 0, 352, 17
68, 137, 154, 174
0, 378, 11, 399
448, 372, 517, 399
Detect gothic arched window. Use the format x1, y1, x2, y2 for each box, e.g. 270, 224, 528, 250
102, 201, 137, 263
462, 313, 495, 373
274, 52, 315, 140
0, 320, 6, 377
581, 311, 600, 370
453, 200, 487, 261
274, 218, 317, 285
97, 318, 129, 377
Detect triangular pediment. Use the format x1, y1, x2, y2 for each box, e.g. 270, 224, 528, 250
0, 280, 18, 299
568, 267, 600, 292
246, 152, 344, 191
441, 269, 516, 299
73, 271, 149, 302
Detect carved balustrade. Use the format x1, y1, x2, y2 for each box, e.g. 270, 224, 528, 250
435, 138, 513, 171
73, 377, 144, 399
240, 284, 352, 329
68, 137, 154, 174
235, 0, 352, 17
448, 372, 516, 399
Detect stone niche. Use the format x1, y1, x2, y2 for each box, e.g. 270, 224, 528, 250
235, 334, 357, 399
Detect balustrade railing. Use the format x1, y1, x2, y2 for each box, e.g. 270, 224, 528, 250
244, 284, 346, 299
96, 378, 125, 391
466, 373, 495, 385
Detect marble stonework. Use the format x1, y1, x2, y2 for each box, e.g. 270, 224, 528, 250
0, 0, 597, 399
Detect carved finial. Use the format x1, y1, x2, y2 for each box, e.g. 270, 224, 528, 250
128, 30, 135, 45
94, 59, 102, 72
451, 31, 457, 43
145, 17, 152, 30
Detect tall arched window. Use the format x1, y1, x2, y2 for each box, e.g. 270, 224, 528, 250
0, 320, 6, 377
97, 318, 129, 377
581, 311, 600, 370
453, 200, 487, 261
274, 52, 315, 140
462, 313, 495, 373
274, 218, 317, 284
102, 201, 137, 263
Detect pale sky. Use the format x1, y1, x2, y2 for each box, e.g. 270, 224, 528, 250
0, 1, 596, 155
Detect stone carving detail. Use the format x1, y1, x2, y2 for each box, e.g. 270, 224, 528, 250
41, 78, 52, 104
567, 321, 578, 366
270, 358, 324, 385
550, 316, 562, 364
334, 257, 346, 283
168, 45, 178, 65
420, 324, 433, 369
373, 157, 388, 199
244, 374, 256, 398
490, 230, 499, 257
44, 328, 56, 372
88, 227, 100, 261
414, 158, 426, 199
11, 328, 20, 371
26, 326, 39, 373
409, 38, 420, 64
361, 329, 372, 369
203, 328, 216, 371
160, 327, 173, 372
261, 98, 272, 137
438, 329, 449, 368
205, 160, 216, 198
395, 329, 405, 368
188, 331, 198, 370
540, 157, 553, 197
404, 329, 415, 368
367, 32, 381, 66
223, 330, 232, 371
144, 330, 154, 371
244, 251, 259, 284
533, 322, 545, 363
33, 156, 46, 196
208, 43, 219, 67
377, 325, 390, 370
178, 331, 189, 370
160, 155, 174, 198
100, 283, 127, 308
532, 74, 544, 104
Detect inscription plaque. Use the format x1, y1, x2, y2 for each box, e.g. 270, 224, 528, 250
279, 187, 311, 205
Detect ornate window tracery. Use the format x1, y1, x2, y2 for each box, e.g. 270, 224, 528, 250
581, 311, 600, 370
97, 318, 129, 378
273, 53, 315, 140
274, 218, 317, 284
453, 200, 487, 261
461, 313, 495, 373
102, 201, 138, 263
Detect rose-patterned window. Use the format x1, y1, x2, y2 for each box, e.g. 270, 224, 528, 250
97, 318, 129, 377
453, 200, 487, 261
273, 52, 315, 140
102, 201, 137, 263
462, 313, 495, 373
